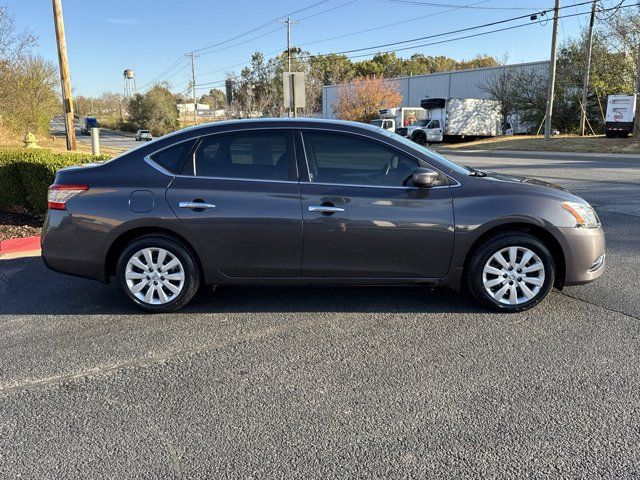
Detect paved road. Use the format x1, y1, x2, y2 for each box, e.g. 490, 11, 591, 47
1, 152, 639, 478
50, 116, 140, 151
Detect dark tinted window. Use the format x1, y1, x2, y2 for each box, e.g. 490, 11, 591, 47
302, 132, 419, 187
185, 131, 290, 180
150, 140, 195, 173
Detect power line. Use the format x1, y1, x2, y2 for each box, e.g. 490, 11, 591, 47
196, 0, 358, 76
297, 1, 598, 58
179, 0, 633, 91
298, 0, 359, 20
193, 6, 611, 88
192, 0, 333, 54
196, 1, 360, 59
372, 0, 546, 9
140, 0, 338, 89
196, 0, 491, 81
297, 0, 491, 48
138, 56, 187, 90
317, 3, 639, 60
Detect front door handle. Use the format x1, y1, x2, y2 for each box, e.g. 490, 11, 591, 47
179, 201, 216, 209
308, 205, 345, 214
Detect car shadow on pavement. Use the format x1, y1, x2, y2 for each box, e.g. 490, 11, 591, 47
0, 256, 482, 315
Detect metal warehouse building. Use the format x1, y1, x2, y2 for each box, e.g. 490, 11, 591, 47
321, 60, 549, 119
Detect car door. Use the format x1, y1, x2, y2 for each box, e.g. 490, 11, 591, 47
298, 129, 454, 278
426, 120, 443, 142
166, 129, 302, 277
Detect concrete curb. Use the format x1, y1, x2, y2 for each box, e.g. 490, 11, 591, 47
0, 236, 41, 256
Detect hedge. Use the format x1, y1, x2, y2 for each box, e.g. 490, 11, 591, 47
0, 149, 111, 215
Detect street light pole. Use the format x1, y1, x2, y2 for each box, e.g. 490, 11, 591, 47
51, 0, 76, 150
544, 0, 561, 141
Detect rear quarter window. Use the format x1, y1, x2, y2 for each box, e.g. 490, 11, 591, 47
149, 139, 196, 174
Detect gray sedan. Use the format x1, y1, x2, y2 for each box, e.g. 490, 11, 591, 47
41, 118, 605, 312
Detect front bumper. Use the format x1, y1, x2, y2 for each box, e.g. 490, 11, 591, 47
559, 225, 606, 286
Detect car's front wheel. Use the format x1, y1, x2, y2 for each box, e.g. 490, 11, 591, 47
467, 233, 555, 312
116, 235, 200, 312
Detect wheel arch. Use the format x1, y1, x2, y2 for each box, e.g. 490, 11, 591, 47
462, 222, 566, 289
104, 226, 205, 281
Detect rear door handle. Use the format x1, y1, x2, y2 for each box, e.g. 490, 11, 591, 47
308, 205, 345, 214
179, 201, 216, 209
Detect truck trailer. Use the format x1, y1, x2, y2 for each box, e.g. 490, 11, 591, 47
394, 98, 501, 144
605, 94, 636, 138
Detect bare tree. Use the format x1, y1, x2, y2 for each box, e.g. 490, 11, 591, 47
479, 58, 515, 132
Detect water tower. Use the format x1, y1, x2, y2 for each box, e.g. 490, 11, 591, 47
123, 69, 136, 98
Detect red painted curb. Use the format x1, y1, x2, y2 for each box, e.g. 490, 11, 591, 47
0, 235, 41, 255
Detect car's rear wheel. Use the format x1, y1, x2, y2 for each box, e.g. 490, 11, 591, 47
116, 235, 200, 312
467, 233, 555, 312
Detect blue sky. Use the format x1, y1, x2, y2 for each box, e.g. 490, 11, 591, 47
6, 0, 594, 97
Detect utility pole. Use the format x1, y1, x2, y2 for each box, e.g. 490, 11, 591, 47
634, 38, 640, 140
188, 52, 198, 125
580, 0, 597, 136
51, 0, 76, 150
279, 16, 299, 116
544, 0, 561, 141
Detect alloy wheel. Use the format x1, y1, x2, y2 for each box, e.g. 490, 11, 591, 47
124, 247, 185, 305
482, 246, 545, 305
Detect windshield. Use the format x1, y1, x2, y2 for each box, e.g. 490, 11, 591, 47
377, 128, 472, 174
140, 130, 150, 134
370, 120, 383, 127
416, 119, 428, 127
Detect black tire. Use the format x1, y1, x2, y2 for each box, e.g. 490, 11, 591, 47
466, 233, 555, 312
116, 235, 200, 313
412, 132, 427, 145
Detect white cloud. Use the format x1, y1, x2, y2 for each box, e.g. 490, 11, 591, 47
105, 17, 138, 25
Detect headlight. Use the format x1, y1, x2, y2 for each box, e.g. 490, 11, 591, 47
561, 201, 600, 228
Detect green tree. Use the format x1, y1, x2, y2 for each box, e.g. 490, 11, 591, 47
0, 5, 56, 136
128, 84, 178, 136
198, 88, 226, 109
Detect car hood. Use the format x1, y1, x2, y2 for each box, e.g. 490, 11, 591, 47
484, 171, 573, 193
480, 170, 590, 204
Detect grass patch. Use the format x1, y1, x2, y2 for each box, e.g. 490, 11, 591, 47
437, 135, 640, 154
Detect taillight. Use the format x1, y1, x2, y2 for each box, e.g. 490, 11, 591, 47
48, 184, 89, 210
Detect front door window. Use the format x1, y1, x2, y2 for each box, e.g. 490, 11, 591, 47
302, 132, 419, 187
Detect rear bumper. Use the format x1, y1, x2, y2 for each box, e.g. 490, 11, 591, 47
605, 121, 633, 132
41, 210, 108, 282
559, 225, 606, 286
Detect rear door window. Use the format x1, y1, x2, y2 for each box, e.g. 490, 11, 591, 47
182, 130, 293, 181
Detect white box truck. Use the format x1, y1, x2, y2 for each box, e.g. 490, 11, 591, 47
605, 94, 636, 138
370, 107, 427, 132
395, 98, 501, 144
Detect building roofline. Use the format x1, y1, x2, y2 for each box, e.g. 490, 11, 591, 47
322, 60, 549, 90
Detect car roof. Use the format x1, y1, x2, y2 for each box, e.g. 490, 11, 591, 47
166, 117, 381, 139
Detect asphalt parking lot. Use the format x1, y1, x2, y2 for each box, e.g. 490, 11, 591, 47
1, 151, 639, 478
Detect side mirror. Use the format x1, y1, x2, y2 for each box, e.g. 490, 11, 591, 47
412, 167, 439, 188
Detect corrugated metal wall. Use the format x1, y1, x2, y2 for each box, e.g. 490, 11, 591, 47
322, 61, 548, 118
